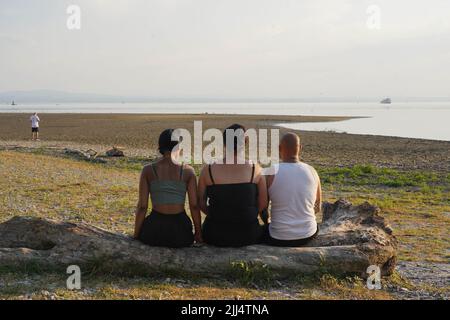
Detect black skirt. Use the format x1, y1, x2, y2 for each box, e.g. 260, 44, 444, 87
138, 210, 194, 248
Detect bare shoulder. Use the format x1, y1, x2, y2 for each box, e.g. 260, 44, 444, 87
252, 163, 266, 183
183, 163, 195, 172
141, 164, 154, 176
140, 164, 154, 182
183, 164, 196, 178
199, 163, 210, 176
144, 158, 161, 168
253, 162, 263, 174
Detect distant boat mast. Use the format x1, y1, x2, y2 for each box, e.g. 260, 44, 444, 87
11, 100, 16, 106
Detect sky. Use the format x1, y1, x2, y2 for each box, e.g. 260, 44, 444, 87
1, 0, 450, 99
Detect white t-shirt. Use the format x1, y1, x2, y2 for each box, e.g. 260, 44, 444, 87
268, 162, 319, 240
30, 115, 40, 128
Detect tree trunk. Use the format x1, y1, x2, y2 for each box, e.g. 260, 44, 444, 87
0, 200, 397, 278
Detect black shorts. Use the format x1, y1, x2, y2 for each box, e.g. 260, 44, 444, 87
31, 127, 39, 132
138, 210, 194, 248
264, 225, 319, 247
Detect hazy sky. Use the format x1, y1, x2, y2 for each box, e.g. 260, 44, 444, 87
1, 0, 450, 99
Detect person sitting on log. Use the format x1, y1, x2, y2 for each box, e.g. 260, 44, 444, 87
134, 129, 203, 247
264, 132, 322, 247
197, 124, 268, 247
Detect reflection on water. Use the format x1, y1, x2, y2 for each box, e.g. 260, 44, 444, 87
277, 103, 450, 141
1, 101, 450, 141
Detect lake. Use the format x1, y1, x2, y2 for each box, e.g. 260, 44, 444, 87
1, 101, 449, 141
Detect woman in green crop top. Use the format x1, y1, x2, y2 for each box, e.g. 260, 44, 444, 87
133, 129, 203, 247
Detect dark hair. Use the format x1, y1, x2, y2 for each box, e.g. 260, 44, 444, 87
158, 129, 180, 155
223, 124, 246, 152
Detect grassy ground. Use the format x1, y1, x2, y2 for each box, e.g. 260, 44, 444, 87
0, 112, 448, 299
0, 268, 395, 300
0, 150, 448, 299
318, 165, 450, 263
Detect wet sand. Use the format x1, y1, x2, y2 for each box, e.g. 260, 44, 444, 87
0, 113, 449, 171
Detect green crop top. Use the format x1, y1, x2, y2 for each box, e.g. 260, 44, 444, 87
149, 163, 187, 205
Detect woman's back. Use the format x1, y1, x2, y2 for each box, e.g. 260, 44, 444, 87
199, 161, 267, 247
206, 162, 256, 184
150, 159, 185, 181
134, 128, 203, 247
206, 163, 258, 223
146, 159, 187, 214
137, 159, 194, 248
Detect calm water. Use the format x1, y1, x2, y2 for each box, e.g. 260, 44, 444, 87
1, 102, 450, 141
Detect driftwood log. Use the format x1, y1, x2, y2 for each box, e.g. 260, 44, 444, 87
0, 200, 397, 278
63, 148, 106, 163
105, 146, 125, 157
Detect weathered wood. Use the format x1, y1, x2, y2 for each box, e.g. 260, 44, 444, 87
0, 200, 397, 278
105, 146, 125, 157
63, 148, 106, 163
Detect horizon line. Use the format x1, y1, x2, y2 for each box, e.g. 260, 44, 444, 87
1, 90, 450, 103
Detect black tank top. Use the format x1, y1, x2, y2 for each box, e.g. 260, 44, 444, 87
206, 164, 258, 224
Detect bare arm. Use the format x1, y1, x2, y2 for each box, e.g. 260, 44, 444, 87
186, 166, 203, 243
256, 167, 268, 215
266, 174, 274, 190
197, 165, 209, 215
133, 167, 150, 238
315, 178, 322, 214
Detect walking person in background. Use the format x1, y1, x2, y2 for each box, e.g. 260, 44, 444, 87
30, 112, 40, 141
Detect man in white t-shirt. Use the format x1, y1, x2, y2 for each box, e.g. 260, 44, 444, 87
265, 132, 322, 246
30, 112, 40, 141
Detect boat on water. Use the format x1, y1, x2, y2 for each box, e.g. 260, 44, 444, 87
11, 100, 16, 106
380, 98, 391, 104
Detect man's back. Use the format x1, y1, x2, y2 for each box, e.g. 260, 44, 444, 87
268, 162, 319, 240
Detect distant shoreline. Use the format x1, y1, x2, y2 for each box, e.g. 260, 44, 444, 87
0, 113, 449, 173
2, 101, 449, 141
0, 112, 359, 122
2, 111, 449, 141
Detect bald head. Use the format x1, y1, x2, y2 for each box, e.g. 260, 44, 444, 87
280, 132, 301, 162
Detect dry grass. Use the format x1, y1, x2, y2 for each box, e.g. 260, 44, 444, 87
0, 271, 396, 300
0, 151, 138, 233
1, 150, 448, 299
